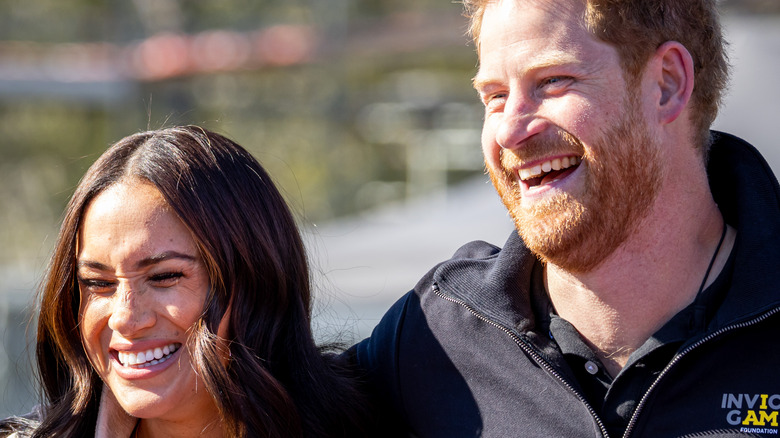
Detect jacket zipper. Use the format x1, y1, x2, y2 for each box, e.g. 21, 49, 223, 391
432, 283, 612, 438
434, 283, 780, 438
622, 305, 780, 438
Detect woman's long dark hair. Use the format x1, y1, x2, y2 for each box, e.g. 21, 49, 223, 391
7, 126, 366, 437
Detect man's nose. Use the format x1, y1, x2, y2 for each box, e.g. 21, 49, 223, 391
494, 92, 547, 150
107, 281, 155, 336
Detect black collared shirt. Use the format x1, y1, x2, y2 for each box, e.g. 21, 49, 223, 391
531, 246, 736, 437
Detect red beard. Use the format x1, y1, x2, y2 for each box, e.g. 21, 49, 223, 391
488, 94, 662, 272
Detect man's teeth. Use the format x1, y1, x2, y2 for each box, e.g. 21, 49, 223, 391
519, 156, 581, 180
117, 343, 179, 367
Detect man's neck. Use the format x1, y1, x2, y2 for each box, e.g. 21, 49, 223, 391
544, 183, 735, 377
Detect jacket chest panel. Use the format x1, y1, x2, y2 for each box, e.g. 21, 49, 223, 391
399, 290, 602, 437
630, 317, 780, 437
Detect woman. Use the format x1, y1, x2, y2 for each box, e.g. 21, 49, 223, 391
1, 126, 366, 437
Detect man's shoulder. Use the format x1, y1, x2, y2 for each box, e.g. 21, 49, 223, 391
349, 235, 515, 358
400, 237, 510, 302
449, 239, 503, 260
353, 233, 531, 363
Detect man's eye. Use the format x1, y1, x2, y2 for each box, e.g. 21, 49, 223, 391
541, 76, 572, 88
483, 93, 507, 110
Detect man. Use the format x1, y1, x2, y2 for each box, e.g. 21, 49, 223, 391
350, 0, 780, 437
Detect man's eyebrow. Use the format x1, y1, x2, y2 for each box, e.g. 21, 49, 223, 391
76, 251, 197, 271
472, 76, 490, 92
472, 51, 581, 91
472, 68, 506, 92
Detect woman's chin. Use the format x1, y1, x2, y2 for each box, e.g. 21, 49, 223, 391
115, 392, 170, 419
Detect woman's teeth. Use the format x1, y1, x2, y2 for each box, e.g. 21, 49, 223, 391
519, 155, 581, 181
117, 343, 180, 367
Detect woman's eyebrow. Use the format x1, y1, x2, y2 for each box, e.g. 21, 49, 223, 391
76, 260, 111, 271
76, 251, 197, 271
136, 251, 197, 268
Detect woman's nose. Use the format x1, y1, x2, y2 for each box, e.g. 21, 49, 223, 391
107, 281, 155, 336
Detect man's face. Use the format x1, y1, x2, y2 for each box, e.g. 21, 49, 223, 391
473, 0, 663, 272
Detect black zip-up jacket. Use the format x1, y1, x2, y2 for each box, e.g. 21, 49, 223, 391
350, 132, 780, 437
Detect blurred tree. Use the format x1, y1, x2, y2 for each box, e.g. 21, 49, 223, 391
0, 0, 482, 268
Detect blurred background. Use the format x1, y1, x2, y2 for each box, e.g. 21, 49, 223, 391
0, 0, 778, 419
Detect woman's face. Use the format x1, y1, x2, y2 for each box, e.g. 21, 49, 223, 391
77, 179, 221, 422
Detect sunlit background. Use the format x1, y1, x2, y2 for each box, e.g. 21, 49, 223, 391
1, 0, 778, 418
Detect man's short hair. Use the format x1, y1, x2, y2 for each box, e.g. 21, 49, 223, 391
463, 0, 730, 153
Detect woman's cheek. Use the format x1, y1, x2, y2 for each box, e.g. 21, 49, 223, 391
80, 297, 112, 371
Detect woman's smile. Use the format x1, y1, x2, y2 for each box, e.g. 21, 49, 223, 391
77, 179, 222, 421
114, 342, 181, 368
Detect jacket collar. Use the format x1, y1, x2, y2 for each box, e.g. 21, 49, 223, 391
433, 131, 780, 333
94, 386, 137, 438
433, 228, 537, 332
707, 131, 780, 326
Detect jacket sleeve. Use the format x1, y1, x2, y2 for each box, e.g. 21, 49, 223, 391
345, 291, 416, 437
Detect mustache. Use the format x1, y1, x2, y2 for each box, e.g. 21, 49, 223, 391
499, 129, 585, 171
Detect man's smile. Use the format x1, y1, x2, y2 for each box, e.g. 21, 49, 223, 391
518, 155, 582, 188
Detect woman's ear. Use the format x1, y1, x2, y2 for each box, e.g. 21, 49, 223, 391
649, 41, 695, 125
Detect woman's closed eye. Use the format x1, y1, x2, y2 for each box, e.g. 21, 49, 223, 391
77, 277, 116, 294
148, 271, 184, 287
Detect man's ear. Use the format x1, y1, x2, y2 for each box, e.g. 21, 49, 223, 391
649, 41, 694, 125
